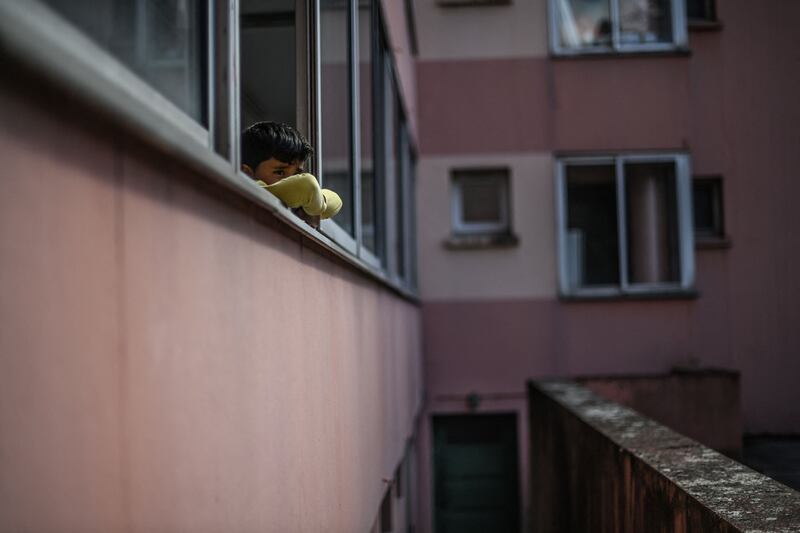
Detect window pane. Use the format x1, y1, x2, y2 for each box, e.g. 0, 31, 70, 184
396, 120, 407, 279
555, 0, 612, 49
693, 177, 723, 237
43, 0, 207, 124
360, 0, 377, 252
619, 0, 673, 44
240, 0, 296, 129
565, 164, 619, 287
624, 162, 680, 284
459, 173, 505, 224
321, 0, 353, 234
687, 0, 715, 21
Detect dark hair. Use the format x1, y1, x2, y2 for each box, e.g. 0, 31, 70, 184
241, 121, 313, 170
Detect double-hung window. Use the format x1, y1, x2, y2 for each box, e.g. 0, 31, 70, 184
549, 0, 688, 54
556, 154, 694, 297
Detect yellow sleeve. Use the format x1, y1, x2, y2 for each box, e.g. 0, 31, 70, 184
264, 173, 325, 215
260, 173, 344, 220
321, 189, 343, 219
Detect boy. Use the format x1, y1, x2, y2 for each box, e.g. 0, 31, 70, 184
241, 122, 342, 224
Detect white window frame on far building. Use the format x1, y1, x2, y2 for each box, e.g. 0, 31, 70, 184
450, 168, 511, 236
556, 153, 695, 298
548, 0, 689, 56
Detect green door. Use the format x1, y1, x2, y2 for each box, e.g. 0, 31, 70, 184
433, 414, 520, 533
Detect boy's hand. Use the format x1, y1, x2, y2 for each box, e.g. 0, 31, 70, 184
292, 208, 321, 229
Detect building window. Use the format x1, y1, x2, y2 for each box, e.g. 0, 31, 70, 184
42, 0, 209, 125
549, 0, 688, 54
686, 0, 716, 23
557, 154, 695, 297
451, 169, 511, 237
693, 176, 725, 241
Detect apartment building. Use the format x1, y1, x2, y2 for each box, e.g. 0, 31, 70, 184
0, 1, 422, 531
415, 0, 800, 531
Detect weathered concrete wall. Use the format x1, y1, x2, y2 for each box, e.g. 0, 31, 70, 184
528, 381, 800, 533
579, 370, 742, 458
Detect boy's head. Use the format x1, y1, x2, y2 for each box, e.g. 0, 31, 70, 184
241, 121, 313, 185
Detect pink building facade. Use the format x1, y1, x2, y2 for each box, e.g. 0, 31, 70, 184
415, 0, 800, 531
0, 1, 422, 531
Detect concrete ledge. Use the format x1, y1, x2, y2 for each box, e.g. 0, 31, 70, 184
528, 380, 800, 532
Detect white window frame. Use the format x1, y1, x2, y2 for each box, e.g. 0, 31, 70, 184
451, 169, 511, 236
548, 0, 689, 56
555, 153, 695, 298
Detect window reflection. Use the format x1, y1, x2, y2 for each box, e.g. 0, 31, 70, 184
360, 0, 377, 252
619, 0, 672, 44
43, 0, 207, 123
240, 0, 296, 129
555, 0, 612, 49
320, 0, 353, 234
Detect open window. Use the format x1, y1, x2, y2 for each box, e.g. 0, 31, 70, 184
447, 168, 517, 249
557, 154, 695, 297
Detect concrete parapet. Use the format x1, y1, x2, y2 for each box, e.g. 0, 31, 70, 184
528, 380, 800, 533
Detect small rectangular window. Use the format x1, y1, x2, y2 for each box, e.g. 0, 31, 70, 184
558, 154, 694, 296
451, 169, 511, 236
43, 0, 208, 125
550, 0, 687, 54
692, 176, 725, 239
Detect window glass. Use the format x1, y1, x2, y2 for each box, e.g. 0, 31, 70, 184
619, 0, 673, 44
624, 162, 680, 284
320, 0, 353, 234
693, 177, 724, 238
395, 119, 407, 279
686, 0, 715, 22
360, 0, 377, 252
565, 164, 619, 288
453, 169, 509, 235
556, 0, 612, 49
240, 0, 296, 129
461, 176, 504, 223
43, 0, 207, 124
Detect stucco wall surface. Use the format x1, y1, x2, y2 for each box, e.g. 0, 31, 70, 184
0, 87, 423, 533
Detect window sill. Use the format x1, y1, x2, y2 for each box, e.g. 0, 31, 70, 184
551, 47, 691, 60
688, 20, 723, 32
443, 233, 519, 250
559, 289, 699, 303
0, 1, 419, 304
695, 236, 732, 250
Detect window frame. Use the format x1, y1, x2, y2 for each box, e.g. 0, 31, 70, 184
450, 168, 511, 236
555, 153, 695, 298
548, 0, 689, 56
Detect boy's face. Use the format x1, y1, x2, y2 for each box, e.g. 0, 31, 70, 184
243, 158, 303, 186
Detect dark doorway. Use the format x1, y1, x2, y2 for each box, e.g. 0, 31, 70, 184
433, 414, 520, 533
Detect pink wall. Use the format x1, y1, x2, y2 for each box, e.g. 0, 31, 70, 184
0, 85, 423, 532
